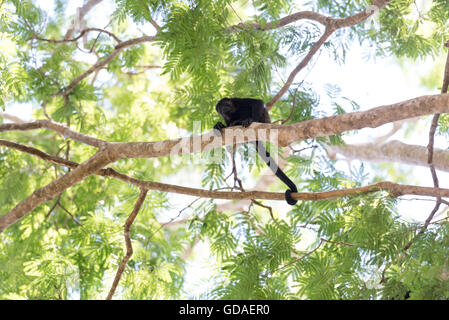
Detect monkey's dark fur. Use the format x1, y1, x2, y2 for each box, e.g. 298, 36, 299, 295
214, 97, 298, 205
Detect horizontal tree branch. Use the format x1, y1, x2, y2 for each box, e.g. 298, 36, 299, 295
3, 94, 449, 155
111, 94, 449, 158
3, 137, 449, 233
1, 93, 448, 233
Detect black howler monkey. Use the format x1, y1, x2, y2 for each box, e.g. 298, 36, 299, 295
213, 97, 298, 205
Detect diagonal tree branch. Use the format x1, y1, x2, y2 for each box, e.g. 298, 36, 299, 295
266, 0, 392, 110
0, 148, 116, 233
0, 112, 25, 123
266, 27, 333, 111
106, 188, 148, 300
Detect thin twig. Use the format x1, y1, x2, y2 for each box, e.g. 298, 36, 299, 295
30, 28, 121, 44
106, 189, 148, 300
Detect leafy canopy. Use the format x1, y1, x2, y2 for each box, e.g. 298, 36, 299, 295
0, 0, 448, 300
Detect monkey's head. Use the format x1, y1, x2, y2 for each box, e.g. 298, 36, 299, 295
215, 98, 235, 117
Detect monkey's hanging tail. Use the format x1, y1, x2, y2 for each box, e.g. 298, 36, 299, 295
253, 141, 298, 205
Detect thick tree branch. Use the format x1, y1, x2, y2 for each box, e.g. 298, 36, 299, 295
327, 44, 449, 174
111, 94, 449, 158
4, 137, 449, 233
0, 148, 117, 233
61, 35, 155, 97
230, 0, 391, 32
3, 94, 449, 156
5, 137, 449, 227
30, 28, 121, 44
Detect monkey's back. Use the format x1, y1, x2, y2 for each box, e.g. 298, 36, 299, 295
228, 98, 271, 124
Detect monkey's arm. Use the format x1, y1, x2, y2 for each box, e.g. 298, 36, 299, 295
213, 122, 226, 137
229, 118, 253, 127
214, 122, 226, 131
